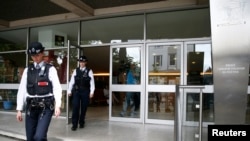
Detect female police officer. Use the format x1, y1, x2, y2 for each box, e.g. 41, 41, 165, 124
16, 42, 62, 141
68, 56, 95, 131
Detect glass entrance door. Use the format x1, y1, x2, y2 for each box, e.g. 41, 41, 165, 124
110, 44, 144, 122
145, 42, 183, 124
180, 40, 214, 141
183, 41, 214, 126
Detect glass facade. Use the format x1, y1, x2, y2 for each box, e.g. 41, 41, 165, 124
0, 7, 249, 128
146, 9, 211, 39
81, 15, 144, 45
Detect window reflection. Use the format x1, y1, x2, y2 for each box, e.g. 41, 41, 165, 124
186, 93, 214, 122
148, 92, 175, 120
148, 44, 181, 85
112, 47, 141, 84
0, 29, 27, 51
0, 89, 18, 110
81, 15, 144, 45
0, 53, 26, 83
187, 44, 213, 85
30, 22, 78, 49
111, 91, 140, 118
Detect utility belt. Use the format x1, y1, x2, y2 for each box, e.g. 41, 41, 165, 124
72, 85, 90, 93
26, 96, 55, 110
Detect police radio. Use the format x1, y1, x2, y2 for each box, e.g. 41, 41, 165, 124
39, 66, 46, 77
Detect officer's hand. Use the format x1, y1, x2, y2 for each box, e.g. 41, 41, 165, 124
54, 107, 61, 118
68, 93, 72, 96
16, 111, 23, 122
90, 93, 94, 98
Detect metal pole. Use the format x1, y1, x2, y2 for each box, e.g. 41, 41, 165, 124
198, 88, 203, 141
66, 40, 70, 124
175, 85, 205, 141
175, 85, 182, 141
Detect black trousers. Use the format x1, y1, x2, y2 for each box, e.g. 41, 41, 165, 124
25, 107, 54, 141
71, 89, 90, 127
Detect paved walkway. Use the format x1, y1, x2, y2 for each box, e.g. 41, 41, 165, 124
0, 111, 174, 141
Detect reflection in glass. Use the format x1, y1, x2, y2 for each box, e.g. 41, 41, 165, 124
187, 44, 213, 85
146, 8, 210, 39
0, 52, 26, 83
148, 44, 181, 85
0, 29, 27, 51
112, 47, 141, 84
148, 92, 175, 120
186, 93, 214, 122
81, 15, 144, 45
30, 22, 78, 48
0, 89, 18, 110
111, 91, 140, 118
68, 47, 78, 82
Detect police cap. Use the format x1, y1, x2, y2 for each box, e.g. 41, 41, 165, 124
27, 42, 45, 55
77, 56, 88, 62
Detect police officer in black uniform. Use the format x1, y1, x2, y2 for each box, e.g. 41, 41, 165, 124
16, 42, 62, 141
68, 56, 95, 131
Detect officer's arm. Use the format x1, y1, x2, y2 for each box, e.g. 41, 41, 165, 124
89, 69, 95, 98
49, 66, 62, 110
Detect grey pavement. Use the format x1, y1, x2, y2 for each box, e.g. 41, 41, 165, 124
0, 111, 174, 141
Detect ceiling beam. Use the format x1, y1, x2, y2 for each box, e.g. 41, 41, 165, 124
7, 0, 207, 29
0, 19, 9, 28
95, 0, 199, 15
196, 0, 209, 5
10, 13, 80, 27
50, 0, 94, 17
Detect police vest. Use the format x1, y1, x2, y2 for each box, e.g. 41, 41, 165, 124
74, 68, 91, 90
27, 63, 53, 95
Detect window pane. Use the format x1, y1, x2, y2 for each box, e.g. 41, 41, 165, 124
148, 44, 181, 85
186, 93, 214, 122
0, 89, 18, 110
0, 52, 26, 83
148, 92, 175, 120
112, 46, 141, 85
30, 22, 78, 48
186, 43, 213, 85
81, 15, 144, 45
146, 8, 210, 40
111, 91, 140, 118
0, 29, 27, 51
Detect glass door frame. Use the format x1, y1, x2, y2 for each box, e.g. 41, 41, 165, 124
145, 41, 184, 125
182, 39, 214, 127
109, 44, 145, 123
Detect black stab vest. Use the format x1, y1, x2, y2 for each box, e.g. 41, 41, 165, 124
73, 68, 91, 90
27, 63, 53, 95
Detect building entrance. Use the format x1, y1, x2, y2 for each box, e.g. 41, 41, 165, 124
108, 39, 213, 126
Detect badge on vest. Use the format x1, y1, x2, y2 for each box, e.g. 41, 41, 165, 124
38, 81, 48, 86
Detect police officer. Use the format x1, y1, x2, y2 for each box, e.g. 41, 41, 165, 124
68, 55, 95, 131
16, 42, 62, 141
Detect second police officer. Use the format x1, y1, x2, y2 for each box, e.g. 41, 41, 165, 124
68, 55, 95, 131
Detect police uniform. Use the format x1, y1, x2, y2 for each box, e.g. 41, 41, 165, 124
16, 42, 62, 141
68, 56, 95, 131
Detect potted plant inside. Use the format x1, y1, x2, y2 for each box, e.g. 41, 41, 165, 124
3, 91, 13, 110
